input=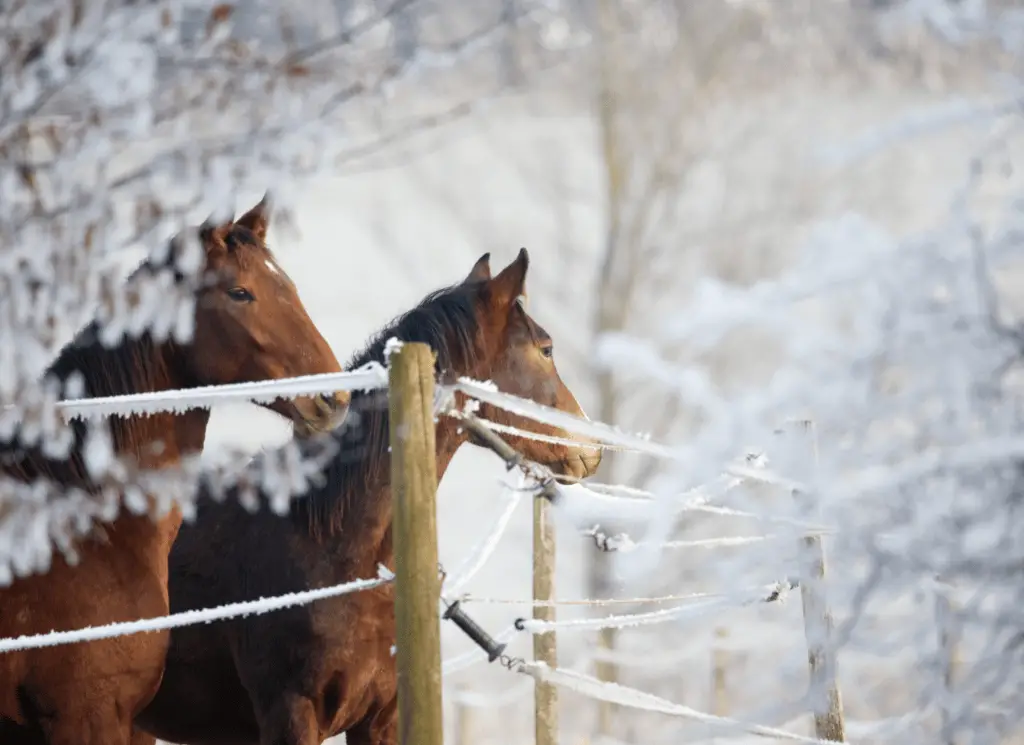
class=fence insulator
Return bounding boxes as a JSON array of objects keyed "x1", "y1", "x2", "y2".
[{"x1": 443, "y1": 600, "x2": 507, "y2": 662}]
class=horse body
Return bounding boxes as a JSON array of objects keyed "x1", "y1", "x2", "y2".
[
  {"x1": 137, "y1": 423, "x2": 464, "y2": 745},
  {"x1": 0, "y1": 198, "x2": 348, "y2": 745},
  {"x1": 0, "y1": 340, "x2": 210, "y2": 745},
  {"x1": 136, "y1": 249, "x2": 602, "y2": 745}
]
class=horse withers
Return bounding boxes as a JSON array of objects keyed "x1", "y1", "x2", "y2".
[
  {"x1": 0, "y1": 196, "x2": 349, "y2": 745},
  {"x1": 135, "y1": 248, "x2": 602, "y2": 745}
]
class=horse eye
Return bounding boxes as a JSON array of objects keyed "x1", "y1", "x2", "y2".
[
  {"x1": 540, "y1": 344, "x2": 554, "y2": 359},
  {"x1": 226, "y1": 287, "x2": 254, "y2": 303}
]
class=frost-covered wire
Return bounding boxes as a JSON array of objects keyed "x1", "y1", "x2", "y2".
[
  {"x1": 460, "y1": 588, "x2": 770, "y2": 607},
  {"x1": 442, "y1": 474, "x2": 526, "y2": 598},
  {"x1": 554, "y1": 476, "x2": 828, "y2": 532},
  {"x1": 446, "y1": 414, "x2": 661, "y2": 454},
  {"x1": 517, "y1": 580, "x2": 795, "y2": 634},
  {"x1": 56, "y1": 362, "x2": 389, "y2": 420},
  {"x1": 454, "y1": 377, "x2": 679, "y2": 459},
  {"x1": 516, "y1": 662, "x2": 848, "y2": 745},
  {"x1": 583, "y1": 529, "x2": 798, "y2": 554},
  {"x1": 575, "y1": 481, "x2": 660, "y2": 499},
  {"x1": 678, "y1": 503, "x2": 830, "y2": 531},
  {"x1": 553, "y1": 481, "x2": 717, "y2": 523},
  {"x1": 0, "y1": 566, "x2": 392, "y2": 653}
]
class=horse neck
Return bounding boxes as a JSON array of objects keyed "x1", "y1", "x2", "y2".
[
  {"x1": 53, "y1": 332, "x2": 211, "y2": 554},
  {"x1": 333, "y1": 412, "x2": 467, "y2": 573},
  {"x1": 320, "y1": 313, "x2": 489, "y2": 570}
]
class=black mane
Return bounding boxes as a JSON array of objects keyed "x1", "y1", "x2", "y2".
[
  {"x1": 47, "y1": 322, "x2": 187, "y2": 400},
  {"x1": 347, "y1": 284, "x2": 480, "y2": 377},
  {"x1": 0, "y1": 321, "x2": 190, "y2": 486},
  {"x1": 287, "y1": 280, "x2": 484, "y2": 540}
]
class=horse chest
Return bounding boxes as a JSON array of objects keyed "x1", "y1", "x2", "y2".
[
  {"x1": 319, "y1": 656, "x2": 393, "y2": 737},
  {"x1": 307, "y1": 592, "x2": 396, "y2": 736}
]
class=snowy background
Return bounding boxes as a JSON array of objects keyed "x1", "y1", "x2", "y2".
[{"x1": 5, "y1": 0, "x2": 1024, "y2": 743}]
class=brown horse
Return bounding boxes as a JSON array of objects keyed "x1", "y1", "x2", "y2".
[
  {"x1": 0, "y1": 197, "x2": 349, "y2": 745},
  {"x1": 134, "y1": 248, "x2": 601, "y2": 745}
]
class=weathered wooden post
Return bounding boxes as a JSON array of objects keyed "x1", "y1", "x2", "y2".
[
  {"x1": 533, "y1": 495, "x2": 558, "y2": 745},
  {"x1": 452, "y1": 688, "x2": 474, "y2": 745},
  {"x1": 711, "y1": 626, "x2": 730, "y2": 717},
  {"x1": 798, "y1": 529, "x2": 845, "y2": 741},
  {"x1": 787, "y1": 420, "x2": 846, "y2": 742},
  {"x1": 455, "y1": 413, "x2": 560, "y2": 745},
  {"x1": 390, "y1": 342, "x2": 444, "y2": 745},
  {"x1": 934, "y1": 577, "x2": 960, "y2": 745}
]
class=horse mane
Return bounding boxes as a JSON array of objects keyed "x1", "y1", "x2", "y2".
[
  {"x1": 49, "y1": 324, "x2": 188, "y2": 436},
  {"x1": 289, "y1": 280, "x2": 484, "y2": 541},
  {"x1": 0, "y1": 263, "x2": 193, "y2": 487},
  {"x1": 0, "y1": 228, "x2": 276, "y2": 488}
]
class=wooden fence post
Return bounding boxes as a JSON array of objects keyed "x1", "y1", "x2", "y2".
[
  {"x1": 798, "y1": 528, "x2": 846, "y2": 741},
  {"x1": 534, "y1": 495, "x2": 559, "y2": 745},
  {"x1": 453, "y1": 688, "x2": 473, "y2": 745},
  {"x1": 390, "y1": 342, "x2": 444, "y2": 745},
  {"x1": 592, "y1": 552, "x2": 619, "y2": 737},
  {"x1": 711, "y1": 626, "x2": 730, "y2": 717},
  {"x1": 934, "y1": 578, "x2": 960, "y2": 745},
  {"x1": 785, "y1": 421, "x2": 846, "y2": 742}
]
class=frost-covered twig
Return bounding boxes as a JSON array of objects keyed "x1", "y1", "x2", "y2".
[{"x1": 0, "y1": 429, "x2": 338, "y2": 583}]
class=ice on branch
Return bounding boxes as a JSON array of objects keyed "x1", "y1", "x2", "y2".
[{"x1": 0, "y1": 0, "x2": 581, "y2": 568}]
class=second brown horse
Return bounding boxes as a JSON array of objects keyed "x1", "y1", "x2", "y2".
[
  {"x1": 0, "y1": 197, "x2": 348, "y2": 745},
  {"x1": 135, "y1": 248, "x2": 601, "y2": 745}
]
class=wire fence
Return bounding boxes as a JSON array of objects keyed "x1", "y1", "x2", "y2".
[{"x1": 0, "y1": 358, "x2": 857, "y2": 743}]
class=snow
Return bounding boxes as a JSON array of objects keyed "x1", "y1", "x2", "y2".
[{"x1": 81, "y1": 422, "x2": 115, "y2": 479}]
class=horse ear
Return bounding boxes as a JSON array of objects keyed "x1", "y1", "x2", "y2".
[
  {"x1": 488, "y1": 248, "x2": 529, "y2": 307},
  {"x1": 464, "y1": 253, "x2": 492, "y2": 284},
  {"x1": 160, "y1": 222, "x2": 213, "y2": 280},
  {"x1": 197, "y1": 214, "x2": 227, "y2": 251},
  {"x1": 235, "y1": 192, "x2": 271, "y2": 242},
  {"x1": 197, "y1": 214, "x2": 229, "y2": 251}
]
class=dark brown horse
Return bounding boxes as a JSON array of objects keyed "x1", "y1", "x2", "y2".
[
  {"x1": 134, "y1": 249, "x2": 601, "y2": 745},
  {"x1": 0, "y1": 197, "x2": 349, "y2": 745}
]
